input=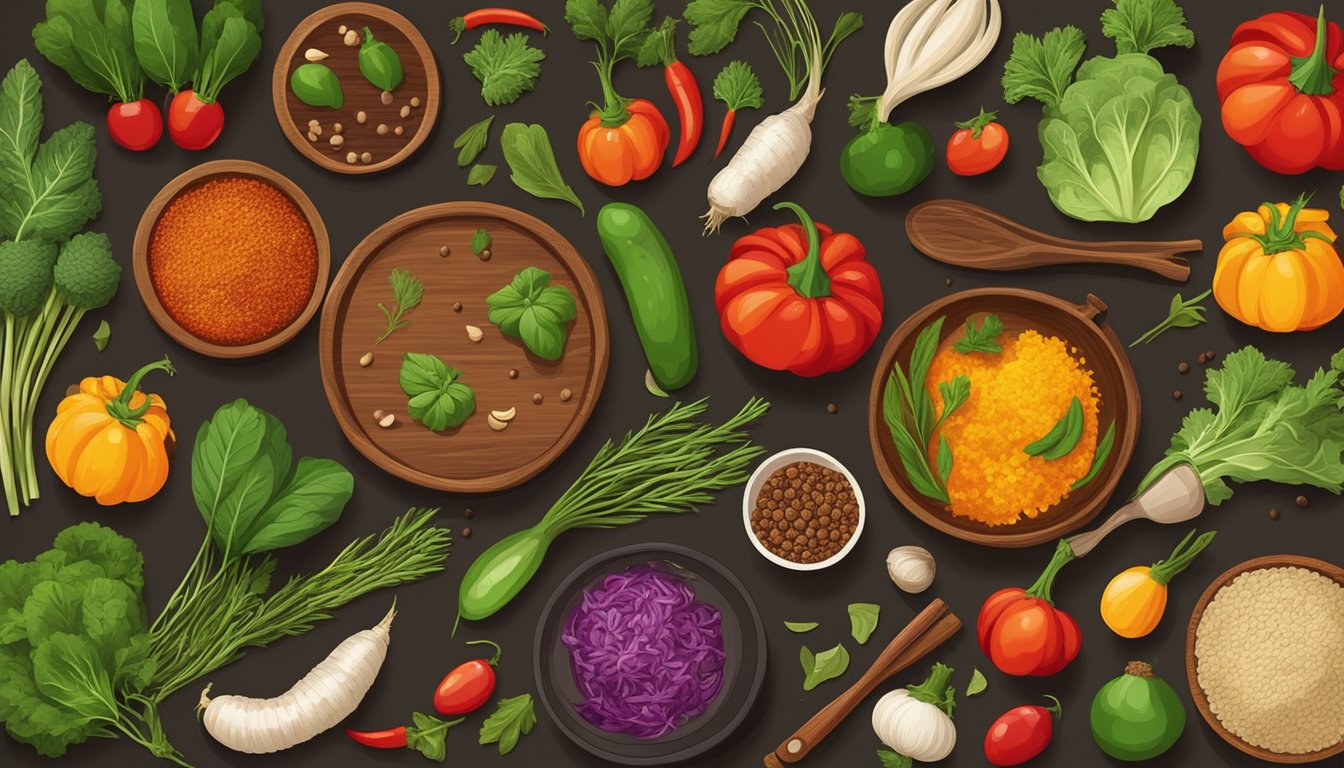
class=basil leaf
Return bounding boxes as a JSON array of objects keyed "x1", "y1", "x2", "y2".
[
  {"x1": 400, "y1": 353, "x2": 476, "y2": 431},
  {"x1": 965, "y1": 667, "x2": 988, "y2": 697},
  {"x1": 237, "y1": 458, "x2": 353, "y2": 555},
  {"x1": 848, "y1": 603, "x2": 880, "y2": 645},
  {"x1": 467, "y1": 163, "x2": 497, "y2": 185},
  {"x1": 501, "y1": 122, "x2": 584, "y2": 214},
  {"x1": 784, "y1": 621, "x2": 818, "y2": 633},
  {"x1": 803, "y1": 643, "x2": 849, "y2": 691},
  {"x1": 486, "y1": 267, "x2": 577, "y2": 361},
  {"x1": 133, "y1": 0, "x2": 199, "y2": 92}
]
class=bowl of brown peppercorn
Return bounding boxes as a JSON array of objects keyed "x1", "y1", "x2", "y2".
[{"x1": 743, "y1": 448, "x2": 866, "y2": 571}]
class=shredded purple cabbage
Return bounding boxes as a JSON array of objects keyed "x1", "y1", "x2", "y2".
[{"x1": 561, "y1": 565, "x2": 726, "y2": 739}]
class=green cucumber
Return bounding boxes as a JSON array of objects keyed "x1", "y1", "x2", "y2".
[{"x1": 596, "y1": 203, "x2": 698, "y2": 390}]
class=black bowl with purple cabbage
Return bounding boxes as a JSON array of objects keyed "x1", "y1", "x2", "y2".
[{"x1": 534, "y1": 544, "x2": 767, "y2": 765}]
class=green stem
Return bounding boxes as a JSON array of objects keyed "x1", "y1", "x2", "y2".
[
  {"x1": 1041, "y1": 694, "x2": 1063, "y2": 720},
  {"x1": 0, "y1": 314, "x2": 18, "y2": 516},
  {"x1": 593, "y1": 58, "x2": 630, "y2": 128},
  {"x1": 1289, "y1": 6, "x2": 1338, "y2": 96},
  {"x1": 466, "y1": 639, "x2": 503, "y2": 665},
  {"x1": 1024, "y1": 540, "x2": 1076, "y2": 603},
  {"x1": 906, "y1": 662, "x2": 956, "y2": 716},
  {"x1": 1255, "y1": 192, "x2": 1333, "y2": 254},
  {"x1": 777, "y1": 202, "x2": 831, "y2": 298},
  {"x1": 1147, "y1": 529, "x2": 1216, "y2": 586},
  {"x1": 955, "y1": 107, "x2": 998, "y2": 139},
  {"x1": 105, "y1": 357, "x2": 175, "y2": 426}
]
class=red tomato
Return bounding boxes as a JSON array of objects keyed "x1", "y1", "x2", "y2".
[
  {"x1": 946, "y1": 108, "x2": 1008, "y2": 176},
  {"x1": 1217, "y1": 7, "x2": 1344, "y2": 173},
  {"x1": 977, "y1": 542, "x2": 1081, "y2": 677},
  {"x1": 577, "y1": 98, "x2": 671, "y2": 186},
  {"x1": 714, "y1": 202, "x2": 884, "y2": 377},
  {"x1": 433, "y1": 640, "x2": 500, "y2": 715},
  {"x1": 106, "y1": 99, "x2": 162, "y2": 151},
  {"x1": 167, "y1": 90, "x2": 225, "y2": 151},
  {"x1": 984, "y1": 696, "x2": 1062, "y2": 766}
]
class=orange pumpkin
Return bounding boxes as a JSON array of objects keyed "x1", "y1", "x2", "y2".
[
  {"x1": 1213, "y1": 194, "x2": 1344, "y2": 331},
  {"x1": 46, "y1": 357, "x2": 175, "y2": 505},
  {"x1": 577, "y1": 98, "x2": 670, "y2": 186}
]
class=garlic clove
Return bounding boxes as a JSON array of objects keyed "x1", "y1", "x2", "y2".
[
  {"x1": 465, "y1": 325, "x2": 484, "y2": 343},
  {"x1": 487, "y1": 414, "x2": 508, "y2": 431},
  {"x1": 490, "y1": 407, "x2": 516, "y2": 423},
  {"x1": 886, "y1": 546, "x2": 936, "y2": 594},
  {"x1": 304, "y1": 48, "x2": 329, "y2": 62}
]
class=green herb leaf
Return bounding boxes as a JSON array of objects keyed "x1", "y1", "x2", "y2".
[
  {"x1": 464, "y1": 30, "x2": 545, "y2": 106},
  {"x1": 486, "y1": 266, "x2": 578, "y2": 361},
  {"x1": 966, "y1": 667, "x2": 988, "y2": 697},
  {"x1": 501, "y1": 123, "x2": 585, "y2": 214},
  {"x1": 637, "y1": 17, "x2": 679, "y2": 68},
  {"x1": 1130, "y1": 289, "x2": 1210, "y2": 347},
  {"x1": 953, "y1": 314, "x2": 1004, "y2": 354},
  {"x1": 799, "y1": 644, "x2": 815, "y2": 676},
  {"x1": 92, "y1": 319, "x2": 110, "y2": 351},
  {"x1": 847, "y1": 94, "x2": 878, "y2": 129},
  {"x1": 882, "y1": 318, "x2": 955, "y2": 503},
  {"x1": 1001, "y1": 27, "x2": 1086, "y2": 109},
  {"x1": 406, "y1": 712, "x2": 464, "y2": 761},
  {"x1": 645, "y1": 368, "x2": 669, "y2": 398},
  {"x1": 33, "y1": 0, "x2": 143, "y2": 104},
  {"x1": 803, "y1": 643, "x2": 849, "y2": 690},
  {"x1": 847, "y1": 603, "x2": 880, "y2": 645},
  {"x1": 194, "y1": 3, "x2": 262, "y2": 103},
  {"x1": 454, "y1": 115, "x2": 495, "y2": 167},
  {"x1": 936, "y1": 434, "x2": 953, "y2": 486},
  {"x1": 471, "y1": 228, "x2": 492, "y2": 255},
  {"x1": 1072, "y1": 419, "x2": 1116, "y2": 490},
  {"x1": 467, "y1": 164, "x2": 497, "y2": 185},
  {"x1": 934, "y1": 375, "x2": 970, "y2": 431},
  {"x1": 1101, "y1": 0, "x2": 1194, "y2": 55},
  {"x1": 236, "y1": 458, "x2": 354, "y2": 556},
  {"x1": 132, "y1": 0, "x2": 199, "y2": 92},
  {"x1": 685, "y1": 0, "x2": 754, "y2": 56},
  {"x1": 376, "y1": 268, "x2": 423, "y2": 344},
  {"x1": 784, "y1": 621, "x2": 818, "y2": 633},
  {"x1": 877, "y1": 750, "x2": 914, "y2": 768},
  {"x1": 400, "y1": 353, "x2": 476, "y2": 431},
  {"x1": 712, "y1": 60, "x2": 763, "y2": 111},
  {"x1": 478, "y1": 693, "x2": 536, "y2": 755}
]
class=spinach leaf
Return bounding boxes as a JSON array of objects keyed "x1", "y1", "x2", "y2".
[
  {"x1": 237, "y1": 458, "x2": 353, "y2": 556},
  {"x1": 400, "y1": 353, "x2": 476, "y2": 431},
  {"x1": 478, "y1": 693, "x2": 536, "y2": 755},
  {"x1": 847, "y1": 603, "x2": 880, "y2": 644},
  {"x1": 486, "y1": 267, "x2": 578, "y2": 361},
  {"x1": 132, "y1": 0, "x2": 198, "y2": 92},
  {"x1": 501, "y1": 122, "x2": 585, "y2": 214},
  {"x1": 803, "y1": 643, "x2": 849, "y2": 691},
  {"x1": 33, "y1": 0, "x2": 144, "y2": 104},
  {"x1": 195, "y1": 0, "x2": 262, "y2": 102}
]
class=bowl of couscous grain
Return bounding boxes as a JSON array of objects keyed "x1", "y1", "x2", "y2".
[{"x1": 867, "y1": 288, "x2": 1140, "y2": 548}]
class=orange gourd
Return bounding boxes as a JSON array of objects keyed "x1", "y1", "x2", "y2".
[
  {"x1": 1099, "y1": 530, "x2": 1216, "y2": 639},
  {"x1": 45, "y1": 357, "x2": 175, "y2": 505},
  {"x1": 1212, "y1": 194, "x2": 1344, "y2": 331},
  {"x1": 577, "y1": 98, "x2": 670, "y2": 186}
]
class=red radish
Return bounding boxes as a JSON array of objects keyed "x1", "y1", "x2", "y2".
[
  {"x1": 433, "y1": 640, "x2": 501, "y2": 715},
  {"x1": 711, "y1": 61, "x2": 763, "y2": 160},
  {"x1": 106, "y1": 99, "x2": 164, "y2": 152},
  {"x1": 984, "y1": 696, "x2": 1062, "y2": 766},
  {"x1": 168, "y1": 91, "x2": 225, "y2": 151}
]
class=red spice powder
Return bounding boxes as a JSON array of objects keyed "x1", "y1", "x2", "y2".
[{"x1": 149, "y1": 178, "x2": 317, "y2": 346}]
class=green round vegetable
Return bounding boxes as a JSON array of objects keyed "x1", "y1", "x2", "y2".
[
  {"x1": 1090, "y1": 661, "x2": 1186, "y2": 761},
  {"x1": 290, "y1": 63, "x2": 343, "y2": 109},
  {"x1": 358, "y1": 27, "x2": 403, "y2": 92},
  {"x1": 457, "y1": 527, "x2": 552, "y2": 622},
  {"x1": 0, "y1": 240, "x2": 57, "y2": 316},
  {"x1": 54, "y1": 233, "x2": 120, "y2": 310},
  {"x1": 840, "y1": 121, "x2": 934, "y2": 197}
]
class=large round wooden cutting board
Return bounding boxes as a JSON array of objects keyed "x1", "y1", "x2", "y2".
[{"x1": 320, "y1": 202, "x2": 608, "y2": 493}]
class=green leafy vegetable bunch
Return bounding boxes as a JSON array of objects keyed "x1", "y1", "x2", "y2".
[{"x1": 487, "y1": 266, "x2": 579, "y2": 361}]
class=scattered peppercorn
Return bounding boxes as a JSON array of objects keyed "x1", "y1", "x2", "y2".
[
  {"x1": 559, "y1": 387, "x2": 573, "y2": 402},
  {"x1": 480, "y1": 248, "x2": 492, "y2": 261},
  {"x1": 945, "y1": 277, "x2": 953, "y2": 286},
  {"x1": 1206, "y1": 350, "x2": 1216, "y2": 361},
  {"x1": 464, "y1": 508, "x2": 474, "y2": 519},
  {"x1": 826, "y1": 403, "x2": 838, "y2": 414},
  {"x1": 1197, "y1": 353, "x2": 1208, "y2": 365},
  {"x1": 1173, "y1": 389, "x2": 1182, "y2": 400},
  {"x1": 452, "y1": 301, "x2": 463, "y2": 313},
  {"x1": 439, "y1": 245, "x2": 450, "y2": 257},
  {"x1": 749, "y1": 461, "x2": 859, "y2": 565},
  {"x1": 461, "y1": 527, "x2": 472, "y2": 538},
  {"x1": 532, "y1": 393, "x2": 543, "y2": 405},
  {"x1": 1296, "y1": 495, "x2": 1309, "y2": 508},
  {"x1": 1178, "y1": 361, "x2": 1190, "y2": 374},
  {"x1": 508, "y1": 369, "x2": 519, "y2": 379},
  {"x1": 1269, "y1": 508, "x2": 1280, "y2": 521}
]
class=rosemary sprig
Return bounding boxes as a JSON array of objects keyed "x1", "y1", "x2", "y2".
[{"x1": 1130, "y1": 289, "x2": 1211, "y2": 347}]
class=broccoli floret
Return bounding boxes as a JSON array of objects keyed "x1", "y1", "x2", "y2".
[
  {"x1": 0, "y1": 239, "x2": 57, "y2": 316},
  {"x1": 54, "y1": 232, "x2": 120, "y2": 310}
]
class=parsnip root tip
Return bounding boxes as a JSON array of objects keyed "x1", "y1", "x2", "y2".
[
  {"x1": 377, "y1": 601, "x2": 397, "y2": 633},
  {"x1": 198, "y1": 684, "x2": 213, "y2": 712},
  {"x1": 702, "y1": 207, "x2": 731, "y2": 236}
]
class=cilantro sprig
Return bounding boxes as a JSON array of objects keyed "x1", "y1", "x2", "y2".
[{"x1": 464, "y1": 30, "x2": 545, "y2": 106}]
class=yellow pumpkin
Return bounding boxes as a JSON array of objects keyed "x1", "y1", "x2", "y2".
[
  {"x1": 1213, "y1": 195, "x2": 1344, "y2": 332},
  {"x1": 45, "y1": 357, "x2": 175, "y2": 505}
]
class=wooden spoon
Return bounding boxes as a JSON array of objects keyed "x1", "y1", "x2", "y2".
[
  {"x1": 763, "y1": 599, "x2": 961, "y2": 766},
  {"x1": 906, "y1": 199, "x2": 1200, "y2": 281}
]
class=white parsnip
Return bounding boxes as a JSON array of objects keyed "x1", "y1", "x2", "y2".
[{"x1": 199, "y1": 604, "x2": 396, "y2": 754}]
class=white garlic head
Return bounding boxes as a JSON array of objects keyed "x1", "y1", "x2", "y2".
[{"x1": 887, "y1": 546, "x2": 935, "y2": 593}]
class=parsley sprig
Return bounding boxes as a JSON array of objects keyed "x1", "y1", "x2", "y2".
[{"x1": 1130, "y1": 289, "x2": 1210, "y2": 347}]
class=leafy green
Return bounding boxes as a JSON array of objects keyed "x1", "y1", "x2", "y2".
[
  {"x1": 966, "y1": 667, "x2": 988, "y2": 696},
  {"x1": 454, "y1": 116, "x2": 495, "y2": 167},
  {"x1": 953, "y1": 314, "x2": 1004, "y2": 354},
  {"x1": 784, "y1": 620, "x2": 818, "y2": 633},
  {"x1": 406, "y1": 712, "x2": 464, "y2": 761},
  {"x1": 1136, "y1": 346, "x2": 1344, "y2": 505},
  {"x1": 91, "y1": 319, "x2": 110, "y2": 351},
  {"x1": 802, "y1": 643, "x2": 849, "y2": 690},
  {"x1": 400, "y1": 353, "x2": 476, "y2": 431},
  {"x1": 1131, "y1": 289, "x2": 1210, "y2": 346},
  {"x1": 848, "y1": 603, "x2": 879, "y2": 644},
  {"x1": 132, "y1": 0, "x2": 199, "y2": 92},
  {"x1": 471, "y1": 228, "x2": 492, "y2": 255},
  {"x1": 376, "y1": 267, "x2": 423, "y2": 344},
  {"x1": 878, "y1": 750, "x2": 913, "y2": 768},
  {"x1": 1073, "y1": 419, "x2": 1116, "y2": 490},
  {"x1": 636, "y1": 17, "x2": 680, "y2": 68},
  {"x1": 467, "y1": 164, "x2": 497, "y2": 186},
  {"x1": 190, "y1": 400, "x2": 354, "y2": 561},
  {"x1": 882, "y1": 317, "x2": 970, "y2": 503},
  {"x1": 501, "y1": 123, "x2": 585, "y2": 214},
  {"x1": 478, "y1": 693, "x2": 536, "y2": 755},
  {"x1": 713, "y1": 60, "x2": 763, "y2": 111},
  {"x1": 32, "y1": 0, "x2": 145, "y2": 103},
  {"x1": 194, "y1": 0, "x2": 263, "y2": 103},
  {"x1": 465, "y1": 30, "x2": 545, "y2": 106},
  {"x1": 486, "y1": 266, "x2": 578, "y2": 361},
  {"x1": 1002, "y1": 2, "x2": 1198, "y2": 223}
]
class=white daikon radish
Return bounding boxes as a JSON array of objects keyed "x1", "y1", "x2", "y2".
[{"x1": 199, "y1": 604, "x2": 395, "y2": 754}]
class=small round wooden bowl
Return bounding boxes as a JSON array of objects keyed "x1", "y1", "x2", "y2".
[
  {"x1": 133, "y1": 159, "x2": 330, "y2": 359},
  {"x1": 1185, "y1": 555, "x2": 1344, "y2": 764},
  {"x1": 866, "y1": 288, "x2": 1140, "y2": 548},
  {"x1": 272, "y1": 3, "x2": 439, "y2": 174}
]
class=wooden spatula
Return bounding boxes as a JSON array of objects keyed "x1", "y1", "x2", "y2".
[{"x1": 906, "y1": 199, "x2": 1200, "y2": 281}]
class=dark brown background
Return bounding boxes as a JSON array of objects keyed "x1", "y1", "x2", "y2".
[{"x1": 4, "y1": 1, "x2": 1341, "y2": 766}]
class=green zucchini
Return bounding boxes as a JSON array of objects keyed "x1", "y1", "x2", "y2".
[{"x1": 596, "y1": 203, "x2": 698, "y2": 389}]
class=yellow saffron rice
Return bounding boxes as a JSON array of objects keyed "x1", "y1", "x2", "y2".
[{"x1": 927, "y1": 329, "x2": 1100, "y2": 526}]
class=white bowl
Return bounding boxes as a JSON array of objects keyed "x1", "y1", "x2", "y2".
[{"x1": 742, "y1": 448, "x2": 866, "y2": 571}]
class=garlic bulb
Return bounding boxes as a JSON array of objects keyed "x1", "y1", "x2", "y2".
[
  {"x1": 887, "y1": 546, "x2": 936, "y2": 593},
  {"x1": 872, "y1": 662, "x2": 958, "y2": 762}
]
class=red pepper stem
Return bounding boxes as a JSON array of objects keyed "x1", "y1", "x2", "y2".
[
  {"x1": 777, "y1": 202, "x2": 832, "y2": 299},
  {"x1": 106, "y1": 356, "x2": 175, "y2": 427},
  {"x1": 1042, "y1": 694, "x2": 1063, "y2": 720},
  {"x1": 1288, "y1": 6, "x2": 1338, "y2": 96},
  {"x1": 1024, "y1": 539, "x2": 1076, "y2": 604},
  {"x1": 465, "y1": 638, "x2": 503, "y2": 666}
]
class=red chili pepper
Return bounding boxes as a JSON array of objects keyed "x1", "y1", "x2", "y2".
[
  {"x1": 433, "y1": 640, "x2": 501, "y2": 715},
  {"x1": 451, "y1": 9, "x2": 548, "y2": 44},
  {"x1": 346, "y1": 726, "x2": 407, "y2": 749},
  {"x1": 984, "y1": 696, "x2": 1062, "y2": 766},
  {"x1": 642, "y1": 20, "x2": 703, "y2": 166}
]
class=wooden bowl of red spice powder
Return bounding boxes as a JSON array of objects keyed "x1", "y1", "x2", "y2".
[{"x1": 133, "y1": 160, "x2": 330, "y2": 359}]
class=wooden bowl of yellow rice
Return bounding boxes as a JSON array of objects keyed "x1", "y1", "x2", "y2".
[{"x1": 867, "y1": 288, "x2": 1139, "y2": 548}]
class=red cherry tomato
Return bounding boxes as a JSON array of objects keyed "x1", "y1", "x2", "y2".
[
  {"x1": 946, "y1": 107, "x2": 1009, "y2": 176},
  {"x1": 433, "y1": 640, "x2": 501, "y2": 715},
  {"x1": 168, "y1": 90, "x2": 225, "y2": 151},
  {"x1": 984, "y1": 696, "x2": 1062, "y2": 766},
  {"x1": 106, "y1": 99, "x2": 162, "y2": 151},
  {"x1": 977, "y1": 542, "x2": 1081, "y2": 677}
]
